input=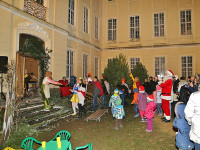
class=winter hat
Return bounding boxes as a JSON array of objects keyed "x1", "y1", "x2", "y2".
[
  {"x1": 88, "y1": 73, "x2": 92, "y2": 77},
  {"x1": 114, "y1": 88, "x2": 119, "y2": 93},
  {"x1": 166, "y1": 70, "x2": 174, "y2": 77},
  {"x1": 139, "y1": 86, "x2": 145, "y2": 93},
  {"x1": 114, "y1": 88, "x2": 119, "y2": 96},
  {"x1": 122, "y1": 78, "x2": 125, "y2": 84},
  {"x1": 147, "y1": 94, "x2": 154, "y2": 102}
]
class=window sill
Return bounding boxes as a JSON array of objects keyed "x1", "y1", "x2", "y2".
[
  {"x1": 129, "y1": 38, "x2": 140, "y2": 42},
  {"x1": 107, "y1": 40, "x2": 117, "y2": 43}
]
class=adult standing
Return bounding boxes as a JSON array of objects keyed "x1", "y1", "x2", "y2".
[
  {"x1": 41, "y1": 71, "x2": 61, "y2": 111},
  {"x1": 100, "y1": 78, "x2": 110, "y2": 108},
  {"x1": 58, "y1": 76, "x2": 71, "y2": 98},
  {"x1": 91, "y1": 76, "x2": 103, "y2": 112},
  {"x1": 185, "y1": 91, "x2": 200, "y2": 150},
  {"x1": 188, "y1": 75, "x2": 198, "y2": 93},
  {"x1": 158, "y1": 70, "x2": 173, "y2": 123},
  {"x1": 149, "y1": 76, "x2": 157, "y2": 92}
]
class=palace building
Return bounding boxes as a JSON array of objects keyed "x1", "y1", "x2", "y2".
[{"x1": 0, "y1": 0, "x2": 200, "y2": 95}]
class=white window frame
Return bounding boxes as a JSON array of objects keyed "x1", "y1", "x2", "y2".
[
  {"x1": 181, "y1": 56, "x2": 193, "y2": 77},
  {"x1": 83, "y1": 54, "x2": 88, "y2": 79},
  {"x1": 130, "y1": 58, "x2": 140, "y2": 72},
  {"x1": 154, "y1": 12, "x2": 165, "y2": 37},
  {"x1": 66, "y1": 50, "x2": 74, "y2": 78},
  {"x1": 130, "y1": 16, "x2": 140, "y2": 39},
  {"x1": 84, "y1": 6, "x2": 88, "y2": 33},
  {"x1": 95, "y1": 16, "x2": 98, "y2": 39},
  {"x1": 95, "y1": 57, "x2": 98, "y2": 77},
  {"x1": 180, "y1": 10, "x2": 192, "y2": 35},
  {"x1": 68, "y1": 0, "x2": 75, "y2": 25},
  {"x1": 155, "y1": 57, "x2": 165, "y2": 76},
  {"x1": 108, "y1": 18, "x2": 117, "y2": 41}
]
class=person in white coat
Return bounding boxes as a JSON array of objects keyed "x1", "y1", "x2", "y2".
[{"x1": 184, "y1": 91, "x2": 200, "y2": 150}]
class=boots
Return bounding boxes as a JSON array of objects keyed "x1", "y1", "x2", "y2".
[{"x1": 79, "y1": 111, "x2": 82, "y2": 119}]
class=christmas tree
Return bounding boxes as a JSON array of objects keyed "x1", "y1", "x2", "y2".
[
  {"x1": 103, "y1": 54, "x2": 131, "y2": 92},
  {"x1": 131, "y1": 62, "x2": 149, "y2": 84}
]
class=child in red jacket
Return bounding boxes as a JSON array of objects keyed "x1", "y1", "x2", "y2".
[{"x1": 145, "y1": 94, "x2": 157, "y2": 132}]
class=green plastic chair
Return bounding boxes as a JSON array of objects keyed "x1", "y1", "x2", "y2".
[
  {"x1": 21, "y1": 137, "x2": 41, "y2": 150},
  {"x1": 51, "y1": 130, "x2": 71, "y2": 141},
  {"x1": 75, "y1": 142, "x2": 92, "y2": 150}
]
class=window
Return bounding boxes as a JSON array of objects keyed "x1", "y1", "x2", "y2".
[
  {"x1": 95, "y1": 17, "x2": 98, "y2": 39},
  {"x1": 155, "y1": 57, "x2": 165, "y2": 76},
  {"x1": 84, "y1": 7, "x2": 88, "y2": 33},
  {"x1": 154, "y1": 13, "x2": 164, "y2": 37},
  {"x1": 181, "y1": 56, "x2": 193, "y2": 77},
  {"x1": 130, "y1": 58, "x2": 140, "y2": 72},
  {"x1": 180, "y1": 10, "x2": 192, "y2": 35},
  {"x1": 95, "y1": 58, "x2": 98, "y2": 77},
  {"x1": 35, "y1": 0, "x2": 43, "y2": 5},
  {"x1": 68, "y1": 0, "x2": 75, "y2": 25},
  {"x1": 108, "y1": 19, "x2": 117, "y2": 40},
  {"x1": 130, "y1": 16, "x2": 140, "y2": 39},
  {"x1": 66, "y1": 50, "x2": 74, "y2": 78},
  {"x1": 83, "y1": 54, "x2": 88, "y2": 78}
]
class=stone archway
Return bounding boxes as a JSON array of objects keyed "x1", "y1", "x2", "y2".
[
  {"x1": 15, "y1": 22, "x2": 51, "y2": 97},
  {"x1": 16, "y1": 34, "x2": 45, "y2": 97}
]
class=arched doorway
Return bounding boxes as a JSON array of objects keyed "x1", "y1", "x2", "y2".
[{"x1": 16, "y1": 34, "x2": 48, "y2": 98}]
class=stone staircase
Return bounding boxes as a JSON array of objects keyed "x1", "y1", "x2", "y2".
[{"x1": 16, "y1": 94, "x2": 94, "y2": 131}]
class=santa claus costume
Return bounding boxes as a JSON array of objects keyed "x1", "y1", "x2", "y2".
[{"x1": 158, "y1": 70, "x2": 173, "y2": 122}]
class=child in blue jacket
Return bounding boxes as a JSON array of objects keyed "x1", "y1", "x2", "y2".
[{"x1": 173, "y1": 86, "x2": 194, "y2": 150}]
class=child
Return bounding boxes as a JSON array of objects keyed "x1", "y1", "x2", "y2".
[
  {"x1": 70, "y1": 81, "x2": 79, "y2": 115},
  {"x1": 173, "y1": 85, "x2": 194, "y2": 150},
  {"x1": 131, "y1": 89, "x2": 139, "y2": 117},
  {"x1": 77, "y1": 78, "x2": 86, "y2": 118},
  {"x1": 156, "y1": 85, "x2": 162, "y2": 116},
  {"x1": 109, "y1": 89, "x2": 125, "y2": 130},
  {"x1": 144, "y1": 94, "x2": 156, "y2": 132},
  {"x1": 137, "y1": 86, "x2": 148, "y2": 122}
]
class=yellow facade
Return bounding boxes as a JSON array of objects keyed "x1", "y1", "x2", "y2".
[
  {"x1": 0, "y1": 0, "x2": 102, "y2": 85},
  {"x1": 0, "y1": 0, "x2": 200, "y2": 94},
  {"x1": 101, "y1": 0, "x2": 200, "y2": 77}
]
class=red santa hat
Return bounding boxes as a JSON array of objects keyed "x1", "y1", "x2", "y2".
[
  {"x1": 166, "y1": 70, "x2": 174, "y2": 77},
  {"x1": 139, "y1": 86, "x2": 144, "y2": 91},
  {"x1": 147, "y1": 94, "x2": 154, "y2": 101}
]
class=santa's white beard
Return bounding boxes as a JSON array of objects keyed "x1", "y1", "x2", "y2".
[{"x1": 163, "y1": 75, "x2": 172, "y2": 82}]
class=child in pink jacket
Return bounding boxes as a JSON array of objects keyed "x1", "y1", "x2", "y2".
[{"x1": 145, "y1": 94, "x2": 157, "y2": 132}]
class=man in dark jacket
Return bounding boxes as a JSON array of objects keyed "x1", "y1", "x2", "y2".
[{"x1": 100, "y1": 78, "x2": 110, "y2": 108}]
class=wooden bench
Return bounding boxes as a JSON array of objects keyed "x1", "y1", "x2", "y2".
[{"x1": 85, "y1": 109, "x2": 108, "y2": 122}]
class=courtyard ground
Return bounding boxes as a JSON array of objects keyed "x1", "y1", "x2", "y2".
[
  {"x1": 1, "y1": 90, "x2": 177, "y2": 149},
  {"x1": 34, "y1": 104, "x2": 176, "y2": 150}
]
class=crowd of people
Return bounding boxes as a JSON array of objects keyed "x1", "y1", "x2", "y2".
[{"x1": 40, "y1": 70, "x2": 200, "y2": 150}]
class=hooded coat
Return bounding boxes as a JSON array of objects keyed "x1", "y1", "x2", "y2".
[{"x1": 173, "y1": 102, "x2": 194, "y2": 150}]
